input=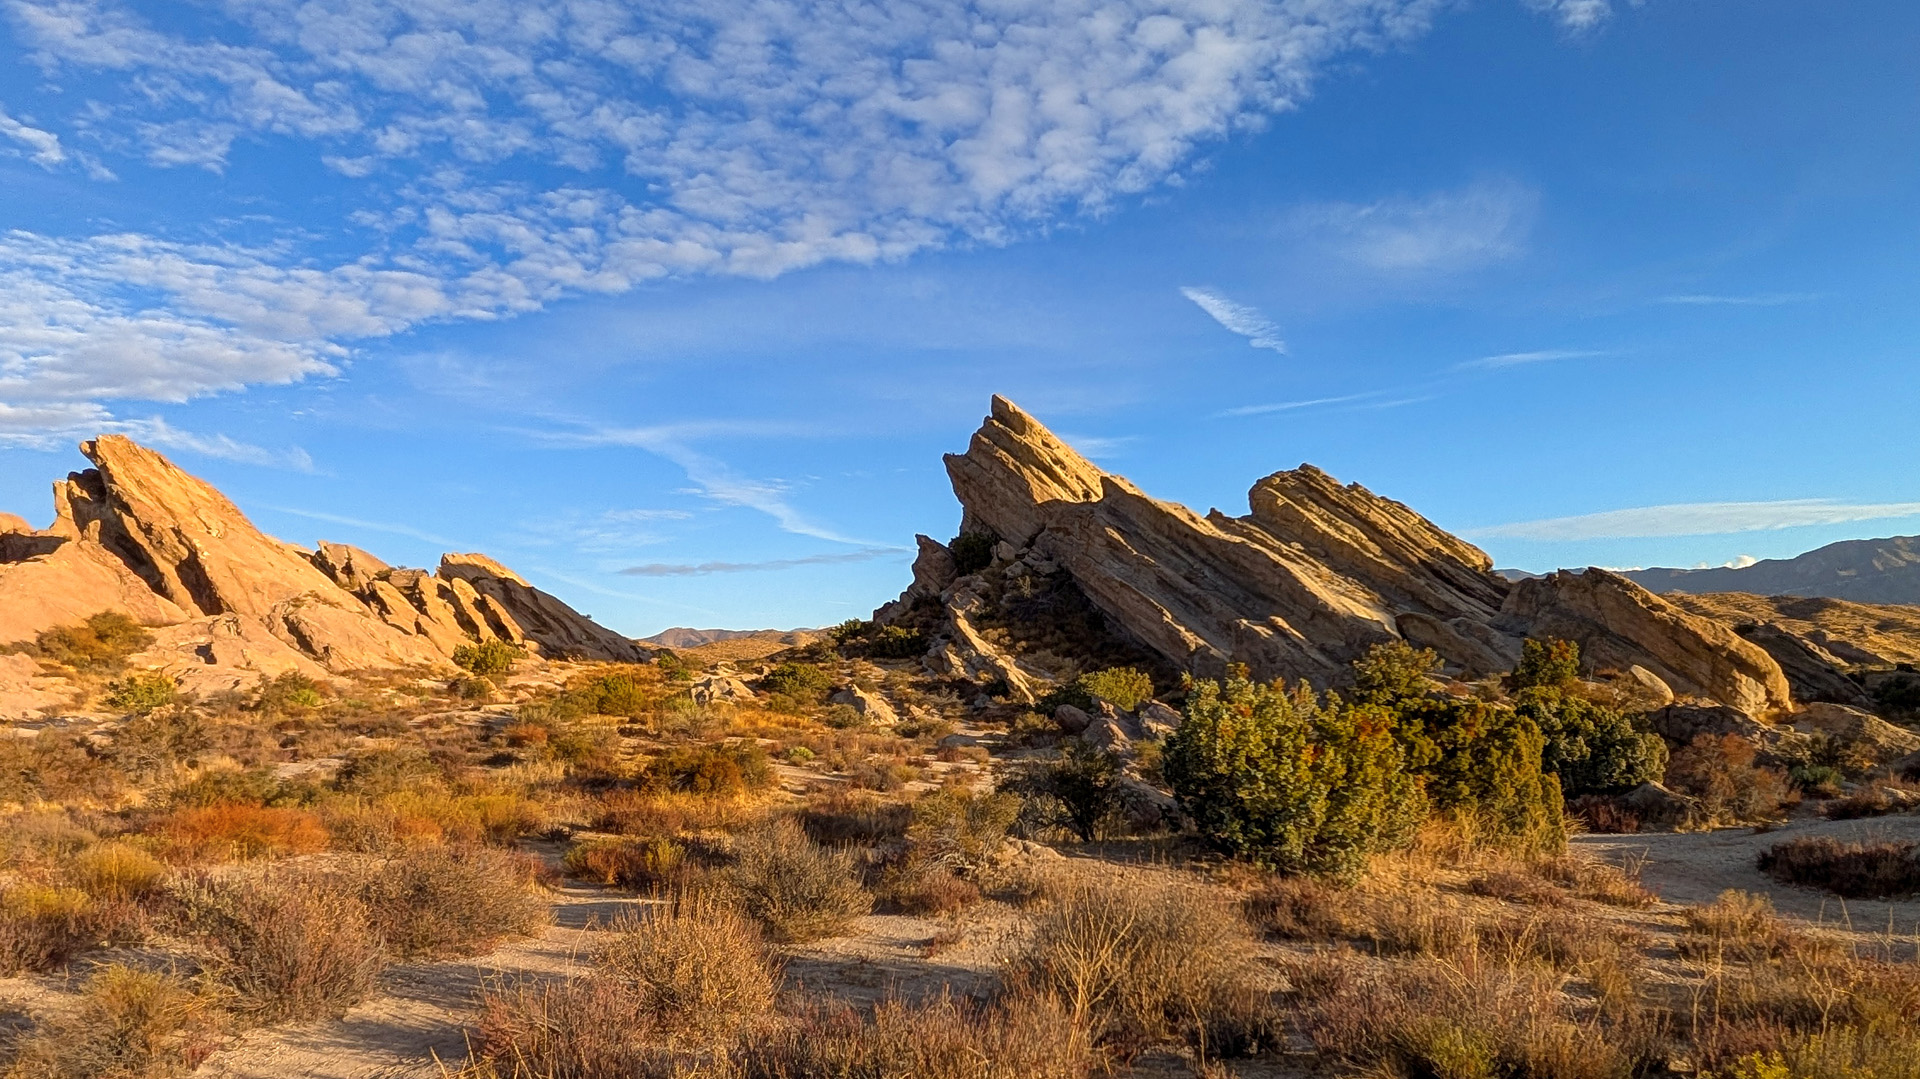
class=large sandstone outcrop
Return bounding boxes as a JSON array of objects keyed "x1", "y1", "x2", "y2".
[
  {"x1": 1, "y1": 437, "x2": 649, "y2": 717},
  {"x1": 901, "y1": 396, "x2": 1797, "y2": 717}
]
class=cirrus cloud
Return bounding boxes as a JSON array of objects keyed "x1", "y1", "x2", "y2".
[{"x1": 1470, "y1": 498, "x2": 1920, "y2": 541}]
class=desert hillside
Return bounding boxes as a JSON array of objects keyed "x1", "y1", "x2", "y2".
[{"x1": 3, "y1": 400, "x2": 1920, "y2": 1078}]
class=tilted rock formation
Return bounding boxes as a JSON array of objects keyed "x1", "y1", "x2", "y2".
[
  {"x1": 1, "y1": 437, "x2": 648, "y2": 717},
  {"x1": 899, "y1": 395, "x2": 1797, "y2": 717},
  {"x1": 1496, "y1": 570, "x2": 1793, "y2": 718}
]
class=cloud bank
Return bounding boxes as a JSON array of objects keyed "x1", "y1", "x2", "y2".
[
  {"x1": 0, "y1": 0, "x2": 1615, "y2": 440},
  {"x1": 1471, "y1": 498, "x2": 1920, "y2": 541}
]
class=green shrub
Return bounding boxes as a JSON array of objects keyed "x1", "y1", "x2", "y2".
[
  {"x1": 1353, "y1": 642, "x2": 1568, "y2": 853},
  {"x1": 654, "y1": 650, "x2": 693, "y2": 682},
  {"x1": 1078, "y1": 667, "x2": 1154, "y2": 711},
  {"x1": 761, "y1": 662, "x2": 832, "y2": 703},
  {"x1": 575, "y1": 670, "x2": 651, "y2": 716},
  {"x1": 102, "y1": 671, "x2": 178, "y2": 714},
  {"x1": 334, "y1": 746, "x2": 443, "y2": 797},
  {"x1": 1510, "y1": 639, "x2": 1666, "y2": 797},
  {"x1": 1164, "y1": 674, "x2": 1425, "y2": 879},
  {"x1": 869, "y1": 624, "x2": 928, "y2": 659},
  {"x1": 641, "y1": 742, "x2": 772, "y2": 797},
  {"x1": 29, "y1": 612, "x2": 153, "y2": 673},
  {"x1": 1004, "y1": 742, "x2": 1128, "y2": 843},
  {"x1": 948, "y1": 531, "x2": 998, "y2": 576},
  {"x1": 452, "y1": 638, "x2": 523, "y2": 677},
  {"x1": 251, "y1": 671, "x2": 324, "y2": 715}
]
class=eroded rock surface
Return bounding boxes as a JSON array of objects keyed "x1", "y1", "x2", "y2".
[
  {"x1": 906, "y1": 396, "x2": 1797, "y2": 716},
  {"x1": 0, "y1": 437, "x2": 648, "y2": 718}
]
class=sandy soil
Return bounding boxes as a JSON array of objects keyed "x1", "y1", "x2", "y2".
[{"x1": 1574, "y1": 811, "x2": 1920, "y2": 934}]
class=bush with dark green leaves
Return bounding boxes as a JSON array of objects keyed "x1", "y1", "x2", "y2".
[
  {"x1": 827, "y1": 620, "x2": 927, "y2": 659},
  {"x1": 761, "y1": 662, "x2": 833, "y2": 703},
  {"x1": 1509, "y1": 639, "x2": 1666, "y2": 797},
  {"x1": 1163, "y1": 674, "x2": 1425, "y2": 879},
  {"x1": 1002, "y1": 741, "x2": 1128, "y2": 843},
  {"x1": 251, "y1": 671, "x2": 324, "y2": 716},
  {"x1": 948, "y1": 531, "x2": 998, "y2": 576},
  {"x1": 1351, "y1": 643, "x2": 1566, "y2": 853},
  {"x1": 452, "y1": 638, "x2": 522, "y2": 677}
]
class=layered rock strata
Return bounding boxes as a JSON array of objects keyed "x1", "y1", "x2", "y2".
[
  {"x1": 1, "y1": 437, "x2": 647, "y2": 716},
  {"x1": 896, "y1": 396, "x2": 1796, "y2": 718}
]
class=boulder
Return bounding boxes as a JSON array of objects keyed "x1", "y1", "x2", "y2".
[
  {"x1": 690, "y1": 671, "x2": 755, "y2": 707},
  {"x1": 1786, "y1": 702, "x2": 1920, "y2": 763},
  {"x1": 1621, "y1": 665, "x2": 1676, "y2": 709},
  {"x1": 828, "y1": 685, "x2": 899, "y2": 725},
  {"x1": 1081, "y1": 715, "x2": 1133, "y2": 756},
  {"x1": 1497, "y1": 569, "x2": 1793, "y2": 719},
  {"x1": 1736, "y1": 622, "x2": 1873, "y2": 708},
  {"x1": 1619, "y1": 781, "x2": 1699, "y2": 830},
  {"x1": 1052, "y1": 704, "x2": 1093, "y2": 734},
  {"x1": 0, "y1": 653, "x2": 75, "y2": 720},
  {"x1": 1646, "y1": 701, "x2": 1778, "y2": 745},
  {"x1": 1138, "y1": 701, "x2": 1183, "y2": 739}
]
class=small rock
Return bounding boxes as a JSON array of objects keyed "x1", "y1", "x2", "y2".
[
  {"x1": 1081, "y1": 716, "x2": 1133, "y2": 756},
  {"x1": 1053, "y1": 704, "x2": 1093, "y2": 734},
  {"x1": 828, "y1": 685, "x2": 899, "y2": 725},
  {"x1": 1137, "y1": 701, "x2": 1183, "y2": 739}
]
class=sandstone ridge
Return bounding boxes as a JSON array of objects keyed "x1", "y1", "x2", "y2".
[
  {"x1": 889, "y1": 396, "x2": 1797, "y2": 718},
  {"x1": 1, "y1": 437, "x2": 647, "y2": 713}
]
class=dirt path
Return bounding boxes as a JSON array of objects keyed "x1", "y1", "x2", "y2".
[
  {"x1": 1574, "y1": 811, "x2": 1920, "y2": 935},
  {"x1": 197, "y1": 882, "x2": 651, "y2": 1079}
]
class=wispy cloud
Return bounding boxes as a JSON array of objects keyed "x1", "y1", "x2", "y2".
[
  {"x1": 1219, "y1": 392, "x2": 1382, "y2": 417},
  {"x1": 551, "y1": 420, "x2": 865, "y2": 545},
  {"x1": 1523, "y1": 0, "x2": 1619, "y2": 34},
  {"x1": 1288, "y1": 178, "x2": 1537, "y2": 274},
  {"x1": 1057, "y1": 433, "x2": 1135, "y2": 460},
  {"x1": 0, "y1": 106, "x2": 64, "y2": 167},
  {"x1": 1180, "y1": 287, "x2": 1286, "y2": 354},
  {"x1": 1470, "y1": 499, "x2": 1920, "y2": 541},
  {"x1": 621, "y1": 547, "x2": 906, "y2": 577},
  {"x1": 261, "y1": 505, "x2": 458, "y2": 548},
  {"x1": 116, "y1": 418, "x2": 315, "y2": 471},
  {"x1": 1455, "y1": 349, "x2": 1605, "y2": 372},
  {"x1": 1659, "y1": 292, "x2": 1819, "y2": 307}
]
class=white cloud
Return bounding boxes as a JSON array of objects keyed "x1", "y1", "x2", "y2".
[
  {"x1": 1288, "y1": 178, "x2": 1537, "y2": 273},
  {"x1": 1180, "y1": 286, "x2": 1285, "y2": 354},
  {"x1": 1470, "y1": 499, "x2": 1920, "y2": 541},
  {"x1": 0, "y1": 105, "x2": 65, "y2": 166},
  {"x1": 620, "y1": 547, "x2": 905, "y2": 577},
  {"x1": 1524, "y1": 0, "x2": 1617, "y2": 33},
  {"x1": 1219, "y1": 392, "x2": 1380, "y2": 417},
  {"x1": 262, "y1": 504, "x2": 457, "y2": 547},
  {"x1": 0, "y1": 1, "x2": 1596, "y2": 436},
  {"x1": 1455, "y1": 348, "x2": 1605, "y2": 371},
  {"x1": 1659, "y1": 292, "x2": 1819, "y2": 306}
]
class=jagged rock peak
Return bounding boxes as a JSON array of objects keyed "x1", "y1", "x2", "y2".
[{"x1": 912, "y1": 396, "x2": 1798, "y2": 718}]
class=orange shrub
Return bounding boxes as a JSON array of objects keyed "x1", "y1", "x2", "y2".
[{"x1": 160, "y1": 804, "x2": 329, "y2": 862}]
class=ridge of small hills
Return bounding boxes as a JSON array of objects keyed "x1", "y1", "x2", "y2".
[{"x1": 1622, "y1": 534, "x2": 1920, "y2": 605}]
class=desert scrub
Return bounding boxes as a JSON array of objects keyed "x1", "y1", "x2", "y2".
[
  {"x1": 732, "y1": 995, "x2": 1093, "y2": 1079},
  {"x1": 169, "y1": 868, "x2": 384, "y2": 1022},
  {"x1": 453, "y1": 638, "x2": 523, "y2": 677},
  {"x1": 0, "y1": 884, "x2": 115, "y2": 974},
  {"x1": 358, "y1": 845, "x2": 548, "y2": 960},
  {"x1": 23, "y1": 611, "x2": 154, "y2": 673},
  {"x1": 598, "y1": 895, "x2": 778, "y2": 1044},
  {"x1": 3, "y1": 964, "x2": 222, "y2": 1079},
  {"x1": 723, "y1": 820, "x2": 870, "y2": 942},
  {"x1": 69, "y1": 841, "x2": 167, "y2": 902},
  {"x1": 641, "y1": 741, "x2": 772, "y2": 797},
  {"x1": 158, "y1": 804, "x2": 328, "y2": 861},
  {"x1": 102, "y1": 670, "x2": 180, "y2": 714},
  {"x1": 1666, "y1": 733, "x2": 1793, "y2": 825},
  {"x1": 565, "y1": 835, "x2": 687, "y2": 891},
  {"x1": 1008, "y1": 873, "x2": 1278, "y2": 1056},
  {"x1": 1758, "y1": 836, "x2": 1920, "y2": 899}
]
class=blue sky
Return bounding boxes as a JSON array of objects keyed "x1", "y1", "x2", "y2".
[{"x1": 1, "y1": 0, "x2": 1916, "y2": 634}]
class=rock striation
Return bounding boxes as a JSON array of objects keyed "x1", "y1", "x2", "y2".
[
  {"x1": 894, "y1": 396, "x2": 1798, "y2": 718},
  {"x1": 1, "y1": 437, "x2": 648, "y2": 717}
]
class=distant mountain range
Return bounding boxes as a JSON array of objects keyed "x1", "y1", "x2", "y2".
[
  {"x1": 640, "y1": 627, "x2": 817, "y2": 649},
  {"x1": 1619, "y1": 535, "x2": 1920, "y2": 605}
]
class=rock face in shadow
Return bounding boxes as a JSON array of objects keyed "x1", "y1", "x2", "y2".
[
  {"x1": 0, "y1": 437, "x2": 648, "y2": 716},
  {"x1": 909, "y1": 395, "x2": 1796, "y2": 716}
]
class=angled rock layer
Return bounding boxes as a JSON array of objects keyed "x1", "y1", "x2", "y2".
[
  {"x1": 917, "y1": 396, "x2": 1795, "y2": 717},
  {"x1": 1, "y1": 438, "x2": 648, "y2": 715}
]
